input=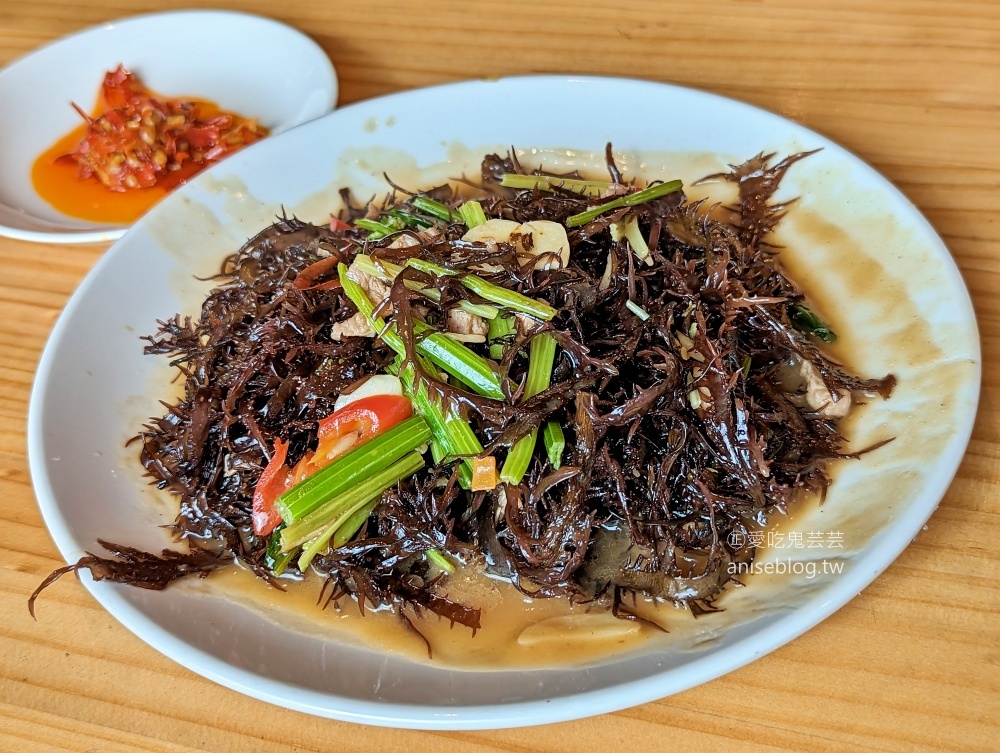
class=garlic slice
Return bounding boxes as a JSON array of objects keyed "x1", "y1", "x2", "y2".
[
  {"x1": 461, "y1": 218, "x2": 520, "y2": 245},
  {"x1": 334, "y1": 374, "x2": 404, "y2": 412},
  {"x1": 517, "y1": 220, "x2": 570, "y2": 270},
  {"x1": 462, "y1": 218, "x2": 570, "y2": 270}
]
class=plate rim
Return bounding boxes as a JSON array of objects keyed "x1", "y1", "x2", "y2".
[{"x1": 27, "y1": 73, "x2": 982, "y2": 729}]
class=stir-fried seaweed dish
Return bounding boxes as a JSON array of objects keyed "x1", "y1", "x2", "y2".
[{"x1": 32, "y1": 146, "x2": 894, "y2": 631}]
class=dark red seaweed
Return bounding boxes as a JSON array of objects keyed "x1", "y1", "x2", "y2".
[{"x1": 33, "y1": 149, "x2": 893, "y2": 626}]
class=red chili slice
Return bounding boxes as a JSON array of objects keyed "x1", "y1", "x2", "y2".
[{"x1": 251, "y1": 439, "x2": 291, "y2": 536}]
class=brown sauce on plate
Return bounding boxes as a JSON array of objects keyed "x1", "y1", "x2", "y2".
[
  {"x1": 199, "y1": 564, "x2": 666, "y2": 669},
  {"x1": 152, "y1": 146, "x2": 941, "y2": 668}
]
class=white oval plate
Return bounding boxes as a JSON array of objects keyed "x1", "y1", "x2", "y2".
[
  {"x1": 0, "y1": 10, "x2": 337, "y2": 244},
  {"x1": 28, "y1": 76, "x2": 980, "y2": 728}
]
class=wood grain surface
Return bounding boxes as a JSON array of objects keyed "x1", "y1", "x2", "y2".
[{"x1": 1, "y1": 1, "x2": 998, "y2": 750}]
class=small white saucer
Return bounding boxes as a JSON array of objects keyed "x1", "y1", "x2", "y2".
[{"x1": 0, "y1": 10, "x2": 337, "y2": 244}]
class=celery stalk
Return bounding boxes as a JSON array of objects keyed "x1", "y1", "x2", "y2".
[
  {"x1": 413, "y1": 321, "x2": 505, "y2": 400},
  {"x1": 340, "y1": 263, "x2": 505, "y2": 397},
  {"x1": 341, "y1": 263, "x2": 485, "y2": 488},
  {"x1": 338, "y1": 265, "x2": 405, "y2": 352},
  {"x1": 500, "y1": 174, "x2": 612, "y2": 194},
  {"x1": 352, "y1": 255, "x2": 498, "y2": 319},
  {"x1": 332, "y1": 499, "x2": 378, "y2": 548},
  {"x1": 430, "y1": 439, "x2": 446, "y2": 465},
  {"x1": 282, "y1": 451, "x2": 424, "y2": 551},
  {"x1": 565, "y1": 179, "x2": 683, "y2": 227},
  {"x1": 387, "y1": 208, "x2": 434, "y2": 229},
  {"x1": 297, "y1": 495, "x2": 386, "y2": 571},
  {"x1": 394, "y1": 361, "x2": 478, "y2": 488},
  {"x1": 406, "y1": 258, "x2": 556, "y2": 321},
  {"x1": 275, "y1": 416, "x2": 430, "y2": 524},
  {"x1": 500, "y1": 333, "x2": 557, "y2": 484},
  {"x1": 542, "y1": 420, "x2": 566, "y2": 469},
  {"x1": 411, "y1": 195, "x2": 455, "y2": 222},
  {"x1": 425, "y1": 549, "x2": 456, "y2": 574},
  {"x1": 264, "y1": 526, "x2": 295, "y2": 576},
  {"x1": 488, "y1": 314, "x2": 516, "y2": 359},
  {"x1": 458, "y1": 200, "x2": 488, "y2": 229},
  {"x1": 500, "y1": 433, "x2": 540, "y2": 486},
  {"x1": 354, "y1": 218, "x2": 399, "y2": 238}
]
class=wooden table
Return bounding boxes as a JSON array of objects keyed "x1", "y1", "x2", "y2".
[{"x1": 1, "y1": 1, "x2": 997, "y2": 750}]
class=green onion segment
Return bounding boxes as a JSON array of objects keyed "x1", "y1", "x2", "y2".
[{"x1": 565, "y1": 179, "x2": 683, "y2": 228}]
